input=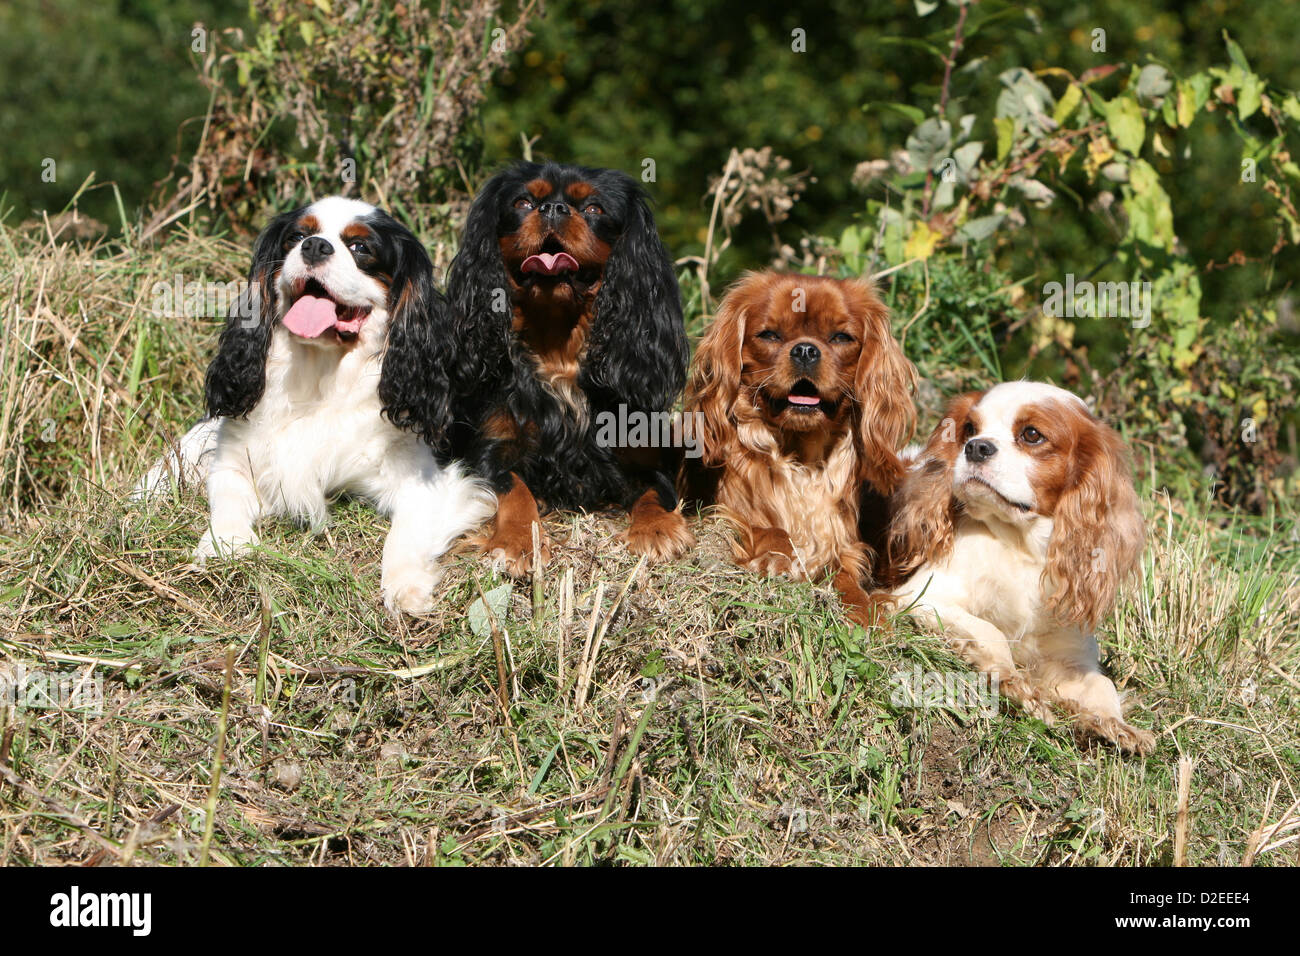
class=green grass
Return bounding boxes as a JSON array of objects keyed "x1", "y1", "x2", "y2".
[{"x1": 0, "y1": 221, "x2": 1297, "y2": 866}]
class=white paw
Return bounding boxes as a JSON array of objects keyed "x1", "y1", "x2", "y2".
[
  {"x1": 382, "y1": 565, "x2": 444, "y2": 617},
  {"x1": 193, "y1": 530, "x2": 257, "y2": 565}
]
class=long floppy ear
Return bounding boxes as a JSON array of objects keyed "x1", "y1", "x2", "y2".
[
  {"x1": 885, "y1": 391, "x2": 980, "y2": 580},
  {"x1": 444, "y1": 173, "x2": 515, "y2": 391},
  {"x1": 375, "y1": 212, "x2": 451, "y2": 451},
  {"x1": 582, "y1": 184, "x2": 688, "y2": 414},
  {"x1": 686, "y1": 283, "x2": 748, "y2": 467},
  {"x1": 204, "y1": 209, "x2": 298, "y2": 418},
  {"x1": 849, "y1": 279, "x2": 917, "y2": 497},
  {"x1": 1046, "y1": 417, "x2": 1145, "y2": 630}
]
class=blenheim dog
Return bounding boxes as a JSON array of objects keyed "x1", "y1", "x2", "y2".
[
  {"x1": 381, "y1": 161, "x2": 694, "y2": 575},
  {"x1": 685, "y1": 272, "x2": 917, "y2": 626},
  {"x1": 137, "y1": 197, "x2": 493, "y2": 615},
  {"x1": 883, "y1": 382, "x2": 1153, "y2": 754}
]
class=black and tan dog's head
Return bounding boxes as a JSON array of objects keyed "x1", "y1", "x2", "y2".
[{"x1": 381, "y1": 162, "x2": 686, "y2": 464}]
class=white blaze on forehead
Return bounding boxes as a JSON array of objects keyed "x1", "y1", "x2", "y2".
[
  {"x1": 973, "y1": 381, "x2": 1087, "y2": 435},
  {"x1": 304, "y1": 196, "x2": 379, "y2": 236}
]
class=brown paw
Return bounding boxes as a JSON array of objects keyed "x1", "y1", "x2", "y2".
[
  {"x1": 475, "y1": 527, "x2": 550, "y2": 578},
  {"x1": 1079, "y1": 714, "x2": 1156, "y2": 756},
  {"x1": 623, "y1": 508, "x2": 695, "y2": 561},
  {"x1": 744, "y1": 549, "x2": 794, "y2": 577},
  {"x1": 998, "y1": 674, "x2": 1056, "y2": 725}
]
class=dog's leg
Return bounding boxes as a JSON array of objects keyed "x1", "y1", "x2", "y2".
[
  {"x1": 381, "y1": 463, "x2": 496, "y2": 616},
  {"x1": 834, "y1": 567, "x2": 892, "y2": 631},
  {"x1": 194, "y1": 459, "x2": 262, "y2": 563},
  {"x1": 133, "y1": 418, "x2": 222, "y2": 501},
  {"x1": 478, "y1": 473, "x2": 548, "y2": 577},
  {"x1": 911, "y1": 605, "x2": 1055, "y2": 724},
  {"x1": 735, "y1": 525, "x2": 797, "y2": 576},
  {"x1": 1040, "y1": 662, "x2": 1155, "y2": 755},
  {"x1": 622, "y1": 487, "x2": 694, "y2": 561}
]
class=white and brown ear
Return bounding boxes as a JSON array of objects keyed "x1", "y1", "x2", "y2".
[
  {"x1": 686, "y1": 279, "x2": 750, "y2": 467},
  {"x1": 1045, "y1": 416, "x2": 1145, "y2": 629},
  {"x1": 884, "y1": 391, "x2": 981, "y2": 579}
]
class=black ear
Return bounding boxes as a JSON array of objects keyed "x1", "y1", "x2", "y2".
[
  {"x1": 444, "y1": 173, "x2": 515, "y2": 391},
  {"x1": 376, "y1": 213, "x2": 454, "y2": 451},
  {"x1": 582, "y1": 185, "x2": 687, "y2": 413},
  {"x1": 204, "y1": 209, "x2": 297, "y2": 418}
]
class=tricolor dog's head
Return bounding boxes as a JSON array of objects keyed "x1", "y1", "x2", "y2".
[{"x1": 204, "y1": 197, "x2": 442, "y2": 434}]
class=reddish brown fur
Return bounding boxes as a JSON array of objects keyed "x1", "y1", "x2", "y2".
[{"x1": 686, "y1": 272, "x2": 916, "y2": 623}]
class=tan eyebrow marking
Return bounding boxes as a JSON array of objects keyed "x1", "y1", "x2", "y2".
[
  {"x1": 568, "y1": 181, "x2": 594, "y2": 200},
  {"x1": 341, "y1": 223, "x2": 373, "y2": 241},
  {"x1": 297, "y1": 215, "x2": 320, "y2": 233},
  {"x1": 526, "y1": 178, "x2": 552, "y2": 199}
]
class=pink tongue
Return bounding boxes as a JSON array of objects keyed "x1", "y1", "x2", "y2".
[
  {"x1": 521, "y1": 251, "x2": 580, "y2": 275},
  {"x1": 282, "y1": 295, "x2": 338, "y2": 338},
  {"x1": 788, "y1": 394, "x2": 821, "y2": 405}
]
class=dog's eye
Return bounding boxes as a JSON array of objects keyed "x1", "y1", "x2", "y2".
[
  {"x1": 284, "y1": 231, "x2": 306, "y2": 249},
  {"x1": 583, "y1": 203, "x2": 604, "y2": 216},
  {"x1": 829, "y1": 331, "x2": 854, "y2": 344},
  {"x1": 756, "y1": 330, "x2": 782, "y2": 342},
  {"x1": 962, "y1": 420, "x2": 975, "y2": 439},
  {"x1": 1020, "y1": 425, "x2": 1045, "y2": 444},
  {"x1": 514, "y1": 197, "x2": 535, "y2": 210},
  {"x1": 347, "y1": 240, "x2": 370, "y2": 256}
]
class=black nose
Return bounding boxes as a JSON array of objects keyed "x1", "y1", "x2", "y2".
[
  {"x1": 964, "y1": 438, "x2": 997, "y2": 463},
  {"x1": 539, "y1": 202, "x2": 570, "y2": 223},
  {"x1": 300, "y1": 236, "x2": 333, "y2": 265},
  {"x1": 790, "y1": 341, "x2": 821, "y2": 368}
]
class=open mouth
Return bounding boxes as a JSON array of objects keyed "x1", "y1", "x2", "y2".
[
  {"x1": 282, "y1": 278, "x2": 372, "y2": 341},
  {"x1": 963, "y1": 475, "x2": 1032, "y2": 513},
  {"x1": 520, "y1": 236, "x2": 580, "y2": 277},
  {"x1": 765, "y1": 379, "x2": 838, "y2": 416}
]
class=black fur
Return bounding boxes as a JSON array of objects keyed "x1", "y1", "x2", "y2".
[
  {"x1": 436, "y1": 161, "x2": 688, "y2": 512},
  {"x1": 204, "y1": 209, "x2": 299, "y2": 418}
]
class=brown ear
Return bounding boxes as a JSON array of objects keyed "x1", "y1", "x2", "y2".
[
  {"x1": 849, "y1": 280, "x2": 917, "y2": 497},
  {"x1": 1045, "y1": 417, "x2": 1145, "y2": 629},
  {"x1": 687, "y1": 277, "x2": 752, "y2": 467},
  {"x1": 884, "y1": 391, "x2": 980, "y2": 579}
]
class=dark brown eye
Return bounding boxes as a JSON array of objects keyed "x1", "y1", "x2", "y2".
[
  {"x1": 829, "y1": 331, "x2": 853, "y2": 344},
  {"x1": 962, "y1": 420, "x2": 975, "y2": 438},
  {"x1": 283, "y1": 231, "x2": 305, "y2": 249},
  {"x1": 1021, "y1": 425, "x2": 1045, "y2": 444},
  {"x1": 514, "y1": 197, "x2": 535, "y2": 210},
  {"x1": 756, "y1": 330, "x2": 782, "y2": 342},
  {"x1": 583, "y1": 203, "x2": 604, "y2": 215}
]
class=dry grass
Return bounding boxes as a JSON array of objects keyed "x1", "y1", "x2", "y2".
[{"x1": 0, "y1": 222, "x2": 1297, "y2": 866}]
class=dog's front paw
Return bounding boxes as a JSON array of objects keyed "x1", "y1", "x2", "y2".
[
  {"x1": 476, "y1": 526, "x2": 550, "y2": 578},
  {"x1": 382, "y1": 568, "x2": 444, "y2": 617},
  {"x1": 623, "y1": 509, "x2": 695, "y2": 561},
  {"x1": 1079, "y1": 714, "x2": 1156, "y2": 756},
  {"x1": 193, "y1": 530, "x2": 256, "y2": 566},
  {"x1": 744, "y1": 549, "x2": 794, "y2": 577}
]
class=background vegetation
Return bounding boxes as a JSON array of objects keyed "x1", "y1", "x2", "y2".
[{"x1": 0, "y1": 0, "x2": 1296, "y2": 866}]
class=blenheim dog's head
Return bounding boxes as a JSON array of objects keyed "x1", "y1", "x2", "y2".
[
  {"x1": 887, "y1": 381, "x2": 1145, "y2": 628},
  {"x1": 204, "y1": 196, "x2": 440, "y2": 423},
  {"x1": 690, "y1": 273, "x2": 917, "y2": 495}
]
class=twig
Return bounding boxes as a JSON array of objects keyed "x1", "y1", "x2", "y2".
[
  {"x1": 1174, "y1": 755, "x2": 1194, "y2": 866},
  {"x1": 199, "y1": 647, "x2": 234, "y2": 867}
]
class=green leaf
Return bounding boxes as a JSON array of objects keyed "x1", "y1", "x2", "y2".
[
  {"x1": 957, "y1": 214, "x2": 1004, "y2": 242},
  {"x1": 995, "y1": 116, "x2": 1016, "y2": 162},
  {"x1": 863, "y1": 101, "x2": 926, "y2": 125},
  {"x1": 1103, "y1": 96, "x2": 1146, "y2": 155},
  {"x1": 1223, "y1": 30, "x2": 1250, "y2": 73},
  {"x1": 1124, "y1": 159, "x2": 1175, "y2": 250},
  {"x1": 906, "y1": 117, "x2": 952, "y2": 172},
  {"x1": 467, "y1": 584, "x2": 512, "y2": 637},
  {"x1": 1238, "y1": 72, "x2": 1263, "y2": 120},
  {"x1": 1053, "y1": 83, "x2": 1083, "y2": 125},
  {"x1": 1136, "y1": 64, "x2": 1172, "y2": 103},
  {"x1": 914, "y1": 0, "x2": 940, "y2": 16}
]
